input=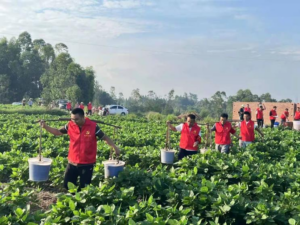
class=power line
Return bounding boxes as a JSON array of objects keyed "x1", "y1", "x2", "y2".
[{"x1": 1, "y1": 31, "x2": 300, "y2": 63}]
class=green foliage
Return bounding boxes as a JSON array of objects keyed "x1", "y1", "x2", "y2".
[{"x1": 0, "y1": 112, "x2": 300, "y2": 224}]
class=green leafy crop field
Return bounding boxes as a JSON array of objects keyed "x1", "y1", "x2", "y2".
[{"x1": 0, "y1": 113, "x2": 299, "y2": 225}]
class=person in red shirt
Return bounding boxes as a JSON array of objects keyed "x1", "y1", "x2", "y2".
[
  {"x1": 167, "y1": 114, "x2": 202, "y2": 160},
  {"x1": 244, "y1": 104, "x2": 251, "y2": 113},
  {"x1": 269, "y1": 106, "x2": 278, "y2": 128},
  {"x1": 280, "y1": 108, "x2": 289, "y2": 125},
  {"x1": 79, "y1": 102, "x2": 85, "y2": 110},
  {"x1": 210, "y1": 113, "x2": 239, "y2": 154},
  {"x1": 237, "y1": 112, "x2": 264, "y2": 148},
  {"x1": 40, "y1": 108, "x2": 120, "y2": 191},
  {"x1": 66, "y1": 101, "x2": 72, "y2": 112},
  {"x1": 256, "y1": 104, "x2": 266, "y2": 128},
  {"x1": 87, "y1": 102, "x2": 92, "y2": 115},
  {"x1": 294, "y1": 107, "x2": 300, "y2": 121}
]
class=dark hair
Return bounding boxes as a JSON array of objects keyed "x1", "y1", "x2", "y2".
[
  {"x1": 187, "y1": 114, "x2": 196, "y2": 120},
  {"x1": 71, "y1": 108, "x2": 84, "y2": 117},
  {"x1": 273, "y1": 106, "x2": 277, "y2": 108},
  {"x1": 244, "y1": 111, "x2": 250, "y2": 116},
  {"x1": 286, "y1": 108, "x2": 289, "y2": 110},
  {"x1": 220, "y1": 113, "x2": 228, "y2": 119}
]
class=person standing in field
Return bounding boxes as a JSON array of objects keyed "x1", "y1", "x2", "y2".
[
  {"x1": 22, "y1": 98, "x2": 26, "y2": 107},
  {"x1": 87, "y1": 102, "x2": 93, "y2": 115},
  {"x1": 210, "y1": 113, "x2": 239, "y2": 154},
  {"x1": 236, "y1": 112, "x2": 264, "y2": 148},
  {"x1": 244, "y1": 104, "x2": 251, "y2": 115},
  {"x1": 28, "y1": 98, "x2": 33, "y2": 107},
  {"x1": 167, "y1": 114, "x2": 202, "y2": 160},
  {"x1": 256, "y1": 104, "x2": 266, "y2": 128},
  {"x1": 294, "y1": 107, "x2": 300, "y2": 121},
  {"x1": 40, "y1": 108, "x2": 120, "y2": 191},
  {"x1": 238, "y1": 105, "x2": 245, "y2": 121},
  {"x1": 66, "y1": 101, "x2": 72, "y2": 112},
  {"x1": 79, "y1": 102, "x2": 85, "y2": 110},
  {"x1": 269, "y1": 106, "x2": 278, "y2": 128},
  {"x1": 280, "y1": 108, "x2": 289, "y2": 125}
]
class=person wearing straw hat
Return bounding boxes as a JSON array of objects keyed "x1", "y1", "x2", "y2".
[
  {"x1": 269, "y1": 106, "x2": 278, "y2": 128},
  {"x1": 167, "y1": 114, "x2": 201, "y2": 160},
  {"x1": 40, "y1": 108, "x2": 120, "y2": 191},
  {"x1": 210, "y1": 113, "x2": 239, "y2": 154},
  {"x1": 236, "y1": 111, "x2": 264, "y2": 148},
  {"x1": 238, "y1": 105, "x2": 245, "y2": 121}
]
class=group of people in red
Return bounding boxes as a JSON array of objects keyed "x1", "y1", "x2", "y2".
[
  {"x1": 239, "y1": 103, "x2": 300, "y2": 129},
  {"x1": 66, "y1": 101, "x2": 109, "y2": 116},
  {"x1": 167, "y1": 111, "x2": 264, "y2": 160}
]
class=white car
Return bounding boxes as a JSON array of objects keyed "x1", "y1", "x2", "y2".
[{"x1": 103, "y1": 105, "x2": 128, "y2": 115}]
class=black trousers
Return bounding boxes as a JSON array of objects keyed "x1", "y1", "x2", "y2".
[
  {"x1": 270, "y1": 119, "x2": 275, "y2": 128},
  {"x1": 257, "y1": 119, "x2": 264, "y2": 128},
  {"x1": 64, "y1": 163, "x2": 94, "y2": 191},
  {"x1": 178, "y1": 148, "x2": 198, "y2": 160}
]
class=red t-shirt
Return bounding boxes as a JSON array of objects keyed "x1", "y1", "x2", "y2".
[
  {"x1": 214, "y1": 122, "x2": 236, "y2": 145},
  {"x1": 80, "y1": 104, "x2": 84, "y2": 110},
  {"x1": 244, "y1": 107, "x2": 251, "y2": 113},
  {"x1": 270, "y1": 110, "x2": 277, "y2": 120},
  {"x1": 87, "y1": 103, "x2": 92, "y2": 110},
  {"x1": 256, "y1": 108, "x2": 264, "y2": 119},
  {"x1": 294, "y1": 111, "x2": 300, "y2": 120},
  {"x1": 240, "y1": 120, "x2": 255, "y2": 142},
  {"x1": 281, "y1": 111, "x2": 289, "y2": 119}
]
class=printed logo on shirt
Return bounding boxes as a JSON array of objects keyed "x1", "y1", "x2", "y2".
[
  {"x1": 84, "y1": 130, "x2": 91, "y2": 137},
  {"x1": 193, "y1": 130, "x2": 197, "y2": 134}
]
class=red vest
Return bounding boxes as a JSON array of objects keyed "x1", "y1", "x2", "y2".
[
  {"x1": 66, "y1": 102, "x2": 71, "y2": 109},
  {"x1": 80, "y1": 104, "x2": 84, "y2": 110},
  {"x1": 244, "y1": 107, "x2": 251, "y2": 113},
  {"x1": 270, "y1": 110, "x2": 277, "y2": 120},
  {"x1": 88, "y1": 103, "x2": 92, "y2": 110},
  {"x1": 295, "y1": 111, "x2": 300, "y2": 120},
  {"x1": 240, "y1": 120, "x2": 255, "y2": 142},
  {"x1": 179, "y1": 123, "x2": 201, "y2": 151},
  {"x1": 67, "y1": 118, "x2": 97, "y2": 164},
  {"x1": 281, "y1": 111, "x2": 289, "y2": 119},
  {"x1": 256, "y1": 108, "x2": 263, "y2": 119},
  {"x1": 215, "y1": 122, "x2": 235, "y2": 145}
]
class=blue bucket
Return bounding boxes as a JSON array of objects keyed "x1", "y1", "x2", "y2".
[
  {"x1": 28, "y1": 158, "x2": 52, "y2": 182},
  {"x1": 103, "y1": 160, "x2": 125, "y2": 178},
  {"x1": 274, "y1": 122, "x2": 279, "y2": 126},
  {"x1": 161, "y1": 149, "x2": 175, "y2": 164}
]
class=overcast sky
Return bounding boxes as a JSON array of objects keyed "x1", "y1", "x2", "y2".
[{"x1": 1, "y1": 0, "x2": 300, "y2": 101}]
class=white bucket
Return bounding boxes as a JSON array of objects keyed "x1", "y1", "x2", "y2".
[
  {"x1": 161, "y1": 149, "x2": 175, "y2": 164},
  {"x1": 28, "y1": 157, "x2": 52, "y2": 182},
  {"x1": 102, "y1": 160, "x2": 125, "y2": 178},
  {"x1": 293, "y1": 121, "x2": 300, "y2": 131}
]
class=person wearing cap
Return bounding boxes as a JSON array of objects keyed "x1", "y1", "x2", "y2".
[
  {"x1": 280, "y1": 108, "x2": 289, "y2": 125},
  {"x1": 294, "y1": 107, "x2": 300, "y2": 121},
  {"x1": 167, "y1": 114, "x2": 202, "y2": 160},
  {"x1": 238, "y1": 105, "x2": 245, "y2": 121},
  {"x1": 210, "y1": 113, "x2": 239, "y2": 154},
  {"x1": 40, "y1": 108, "x2": 120, "y2": 191},
  {"x1": 269, "y1": 106, "x2": 278, "y2": 128},
  {"x1": 256, "y1": 104, "x2": 266, "y2": 128},
  {"x1": 236, "y1": 111, "x2": 264, "y2": 148}
]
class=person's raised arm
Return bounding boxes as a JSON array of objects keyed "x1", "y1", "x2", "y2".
[{"x1": 166, "y1": 121, "x2": 178, "y2": 132}]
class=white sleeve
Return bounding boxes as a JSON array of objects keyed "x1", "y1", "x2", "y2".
[{"x1": 175, "y1": 124, "x2": 183, "y2": 132}]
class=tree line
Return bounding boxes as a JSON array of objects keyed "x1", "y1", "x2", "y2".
[
  {"x1": 0, "y1": 32, "x2": 292, "y2": 119},
  {"x1": 0, "y1": 32, "x2": 94, "y2": 104}
]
